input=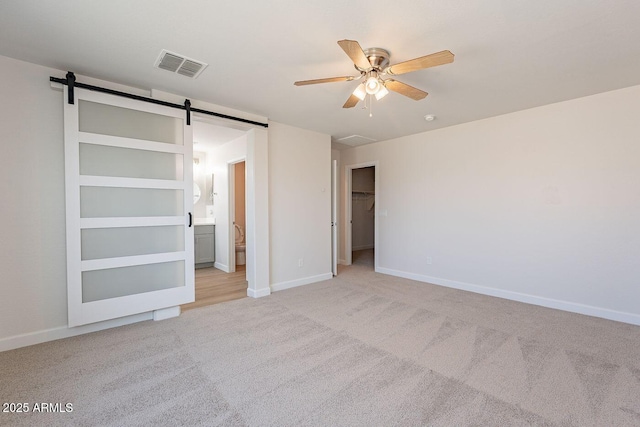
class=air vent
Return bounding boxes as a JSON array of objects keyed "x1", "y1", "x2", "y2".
[
  {"x1": 154, "y1": 49, "x2": 208, "y2": 79},
  {"x1": 335, "y1": 134, "x2": 377, "y2": 147}
]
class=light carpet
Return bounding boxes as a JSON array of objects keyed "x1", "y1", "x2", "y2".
[{"x1": 1, "y1": 263, "x2": 640, "y2": 426}]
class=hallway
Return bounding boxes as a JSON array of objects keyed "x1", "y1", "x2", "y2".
[{"x1": 351, "y1": 248, "x2": 374, "y2": 267}]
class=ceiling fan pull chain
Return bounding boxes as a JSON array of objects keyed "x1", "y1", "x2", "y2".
[{"x1": 369, "y1": 94, "x2": 373, "y2": 117}]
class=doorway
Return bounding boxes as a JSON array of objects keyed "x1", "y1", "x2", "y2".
[
  {"x1": 183, "y1": 158, "x2": 247, "y2": 311},
  {"x1": 229, "y1": 159, "x2": 246, "y2": 276},
  {"x1": 182, "y1": 150, "x2": 248, "y2": 310},
  {"x1": 346, "y1": 162, "x2": 379, "y2": 270},
  {"x1": 182, "y1": 117, "x2": 261, "y2": 311}
]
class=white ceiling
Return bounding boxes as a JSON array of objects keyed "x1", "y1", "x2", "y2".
[
  {"x1": 193, "y1": 121, "x2": 247, "y2": 152},
  {"x1": 1, "y1": 0, "x2": 640, "y2": 144}
]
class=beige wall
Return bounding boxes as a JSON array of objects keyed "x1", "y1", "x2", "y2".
[
  {"x1": 0, "y1": 55, "x2": 67, "y2": 344},
  {"x1": 340, "y1": 84, "x2": 640, "y2": 325},
  {"x1": 352, "y1": 166, "x2": 375, "y2": 192},
  {"x1": 0, "y1": 55, "x2": 166, "y2": 349},
  {"x1": 0, "y1": 55, "x2": 274, "y2": 350},
  {"x1": 268, "y1": 122, "x2": 332, "y2": 290},
  {"x1": 193, "y1": 151, "x2": 207, "y2": 218}
]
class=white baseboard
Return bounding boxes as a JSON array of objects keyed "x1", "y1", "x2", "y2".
[
  {"x1": 271, "y1": 272, "x2": 333, "y2": 292},
  {"x1": 338, "y1": 259, "x2": 348, "y2": 265},
  {"x1": 214, "y1": 262, "x2": 229, "y2": 273},
  {"x1": 376, "y1": 267, "x2": 640, "y2": 327},
  {"x1": 352, "y1": 244, "x2": 374, "y2": 251},
  {"x1": 0, "y1": 312, "x2": 154, "y2": 353},
  {"x1": 247, "y1": 287, "x2": 271, "y2": 298},
  {"x1": 153, "y1": 306, "x2": 180, "y2": 321}
]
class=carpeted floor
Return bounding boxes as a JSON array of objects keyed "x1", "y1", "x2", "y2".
[
  {"x1": 2, "y1": 263, "x2": 640, "y2": 426},
  {"x1": 352, "y1": 249, "x2": 374, "y2": 267}
]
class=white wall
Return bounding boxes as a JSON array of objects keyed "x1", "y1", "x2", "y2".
[
  {"x1": 0, "y1": 55, "x2": 273, "y2": 350},
  {"x1": 0, "y1": 55, "x2": 68, "y2": 343},
  {"x1": 268, "y1": 122, "x2": 332, "y2": 291},
  {"x1": 206, "y1": 134, "x2": 248, "y2": 272},
  {"x1": 0, "y1": 56, "x2": 164, "y2": 350},
  {"x1": 331, "y1": 148, "x2": 343, "y2": 264},
  {"x1": 340, "y1": 84, "x2": 640, "y2": 325},
  {"x1": 246, "y1": 128, "x2": 271, "y2": 297},
  {"x1": 352, "y1": 166, "x2": 375, "y2": 192},
  {"x1": 193, "y1": 151, "x2": 207, "y2": 218}
]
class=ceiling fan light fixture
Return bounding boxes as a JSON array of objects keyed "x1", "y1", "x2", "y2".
[
  {"x1": 294, "y1": 39, "x2": 454, "y2": 110},
  {"x1": 365, "y1": 75, "x2": 381, "y2": 95},
  {"x1": 375, "y1": 84, "x2": 389, "y2": 100},
  {"x1": 353, "y1": 83, "x2": 367, "y2": 101}
]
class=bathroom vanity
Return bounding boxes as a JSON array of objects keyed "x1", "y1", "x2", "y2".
[{"x1": 194, "y1": 222, "x2": 215, "y2": 268}]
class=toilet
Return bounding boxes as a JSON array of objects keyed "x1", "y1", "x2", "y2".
[{"x1": 234, "y1": 223, "x2": 246, "y2": 266}]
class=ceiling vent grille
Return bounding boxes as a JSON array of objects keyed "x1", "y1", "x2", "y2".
[
  {"x1": 335, "y1": 134, "x2": 377, "y2": 147},
  {"x1": 154, "y1": 49, "x2": 208, "y2": 79}
]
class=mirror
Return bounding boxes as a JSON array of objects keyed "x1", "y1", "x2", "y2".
[{"x1": 194, "y1": 182, "x2": 201, "y2": 204}]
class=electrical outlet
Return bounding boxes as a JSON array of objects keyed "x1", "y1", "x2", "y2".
[
  {"x1": 298, "y1": 258, "x2": 304, "y2": 267},
  {"x1": 426, "y1": 256, "x2": 433, "y2": 265}
]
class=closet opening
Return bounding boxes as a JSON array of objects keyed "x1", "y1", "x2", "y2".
[{"x1": 346, "y1": 164, "x2": 378, "y2": 270}]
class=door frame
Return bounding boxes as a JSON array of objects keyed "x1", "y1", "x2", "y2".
[
  {"x1": 228, "y1": 157, "x2": 246, "y2": 273},
  {"x1": 331, "y1": 159, "x2": 338, "y2": 276},
  {"x1": 345, "y1": 161, "x2": 379, "y2": 270},
  {"x1": 191, "y1": 113, "x2": 270, "y2": 298}
]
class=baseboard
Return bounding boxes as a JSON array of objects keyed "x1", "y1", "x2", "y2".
[
  {"x1": 153, "y1": 306, "x2": 180, "y2": 321},
  {"x1": 0, "y1": 312, "x2": 154, "y2": 353},
  {"x1": 352, "y1": 244, "x2": 374, "y2": 251},
  {"x1": 376, "y1": 267, "x2": 640, "y2": 326},
  {"x1": 247, "y1": 287, "x2": 271, "y2": 298},
  {"x1": 271, "y1": 272, "x2": 334, "y2": 292},
  {"x1": 195, "y1": 262, "x2": 214, "y2": 269},
  {"x1": 338, "y1": 259, "x2": 348, "y2": 265},
  {"x1": 214, "y1": 262, "x2": 229, "y2": 273}
]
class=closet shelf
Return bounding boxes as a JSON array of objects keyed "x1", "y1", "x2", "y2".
[{"x1": 352, "y1": 189, "x2": 375, "y2": 195}]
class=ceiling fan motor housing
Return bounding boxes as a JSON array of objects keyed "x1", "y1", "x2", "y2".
[
  {"x1": 356, "y1": 47, "x2": 390, "y2": 72},
  {"x1": 293, "y1": 40, "x2": 453, "y2": 106}
]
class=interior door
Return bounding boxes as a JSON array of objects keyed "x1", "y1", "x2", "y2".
[
  {"x1": 331, "y1": 159, "x2": 338, "y2": 275},
  {"x1": 64, "y1": 86, "x2": 194, "y2": 327}
]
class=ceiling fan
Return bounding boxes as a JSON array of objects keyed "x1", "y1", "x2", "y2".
[{"x1": 294, "y1": 40, "x2": 454, "y2": 108}]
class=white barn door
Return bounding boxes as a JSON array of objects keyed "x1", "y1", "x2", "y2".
[{"x1": 63, "y1": 87, "x2": 194, "y2": 327}]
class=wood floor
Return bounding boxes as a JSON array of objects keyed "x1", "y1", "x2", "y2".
[
  {"x1": 181, "y1": 265, "x2": 248, "y2": 311},
  {"x1": 183, "y1": 250, "x2": 372, "y2": 312},
  {"x1": 183, "y1": 251, "x2": 370, "y2": 312}
]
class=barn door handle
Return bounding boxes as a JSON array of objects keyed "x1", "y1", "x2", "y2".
[{"x1": 188, "y1": 212, "x2": 192, "y2": 227}]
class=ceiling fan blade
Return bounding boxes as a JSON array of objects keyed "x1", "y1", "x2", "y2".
[
  {"x1": 385, "y1": 50, "x2": 454, "y2": 75},
  {"x1": 385, "y1": 79, "x2": 428, "y2": 100},
  {"x1": 294, "y1": 76, "x2": 357, "y2": 86},
  {"x1": 343, "y1": 94, "x2": 360, "y2": 108},
  {"x1": 337, "y1": 39, "x2": 371, "y2": 70}
]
